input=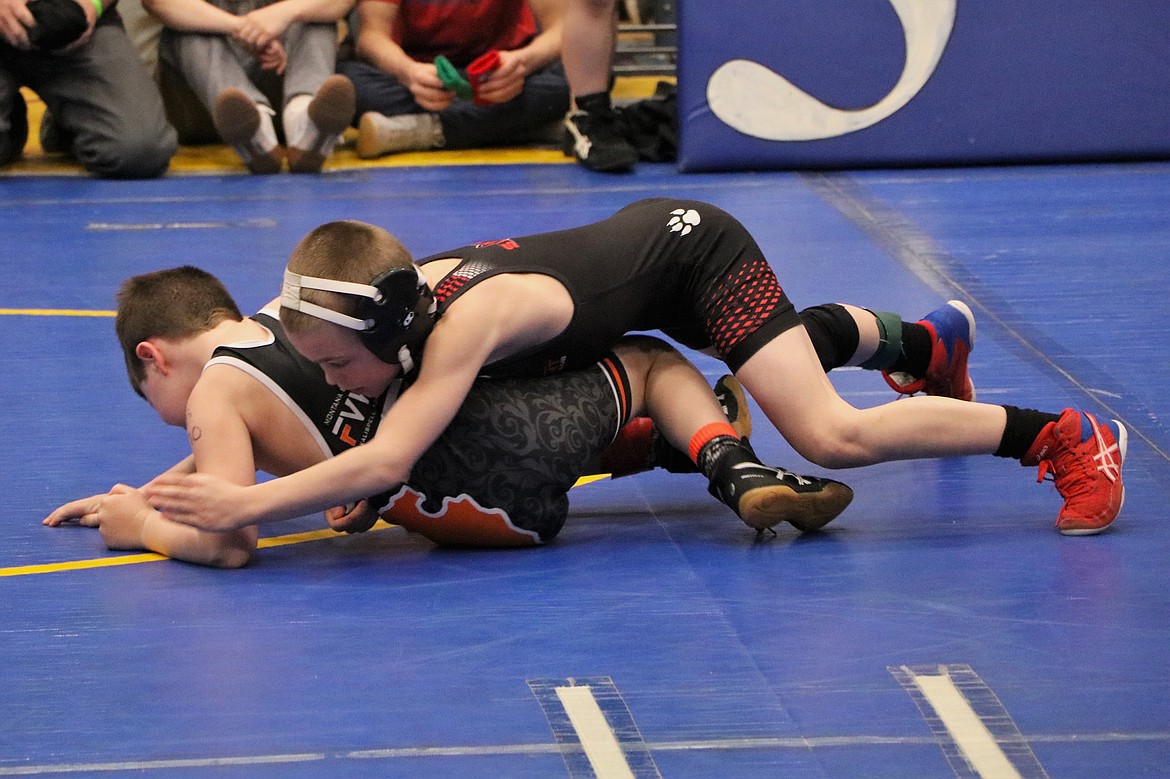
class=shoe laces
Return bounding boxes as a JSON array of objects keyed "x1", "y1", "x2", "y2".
[
  {"x1": 769, "y1": 466, "x2": 812, "y2": 487},
  {"x1": 1036, "y1": 422, "x2": 1100, "y2": 503}
]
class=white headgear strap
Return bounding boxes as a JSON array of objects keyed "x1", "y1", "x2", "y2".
[
  {"x1": 397, "y1": 345, "x2": 416, "y2": 375},
  {"x1": 281, "y1": 270, "x2": 383, "y2": 331}
]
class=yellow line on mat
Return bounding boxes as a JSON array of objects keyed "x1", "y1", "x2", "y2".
[
  {"x1": 0, "y1": 553, "x2": 170, "y2": 576},
  {"x1": 0, "y1": 522, "x2": 397, "y2": 578},
  {"x1": 0, "y1": 308, "x2": 115, "y2": 317},
  {"x1": 255, "y1": 526, "x2": 372, "y2": 549},
  {"x1": 5, "y1": 477, "x2": 608, "y2": 577}
]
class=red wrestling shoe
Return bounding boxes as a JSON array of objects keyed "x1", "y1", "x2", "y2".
[
  {"x1": 884, "y1": 300, "x2": 976, "y2": 401},
  {"x1": 1023, "y1": 409, "x2": 1127, "y2": 535}
]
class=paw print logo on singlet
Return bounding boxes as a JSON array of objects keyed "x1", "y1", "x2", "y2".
[{"x1": 667, "y1": 208, "x2": 701, "y2": 237}]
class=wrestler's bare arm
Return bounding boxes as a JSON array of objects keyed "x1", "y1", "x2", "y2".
[
  {"x1": 145, "y1": 319, "x2": 489, "y2": 530},
  {"x1": 42, "y1": 375, "x2": 260, "y2": 566},
  {"x1": 144, "y1": 273, "x2": 573, "y2": 531},
  {"x1": 115, "y1": 371, "x2": 261, "y2": 565}
]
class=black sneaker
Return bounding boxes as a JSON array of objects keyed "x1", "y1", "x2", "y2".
[
  {"x1": 1, "y1": 71, "x2": 28, "y2": 166},
  {"x1": 708, "y1": 444, "x2": 853, "y2": 533},
  {"x1": 39, "y1": 108, "x2": 71, "y2": 155},
  {"x1": 563, "y1": 110, "x2": 637, "y2": 172}
]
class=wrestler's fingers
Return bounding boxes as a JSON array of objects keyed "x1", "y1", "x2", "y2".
[
  {"x1": 43, "y1": 494, "x2": 104, "y2": 526},
  {"x1": 141, "y1": 486, "x2": 191, "y2": 518},
  {"x1": 141, "y1": 479, "x2": 186, "y2": 505},
  {"x1": 323, "y1": 503, "x2": 354, "y2": 523},
  {"x1": 327, "y1": 500, "x2": 377, "y2": 533}
]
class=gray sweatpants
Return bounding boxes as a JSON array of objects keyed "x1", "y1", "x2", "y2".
[
  {"x1": 1, "y1": 10, "x2": 177, "y2": 178},
  {"x1": 157, "y1": 0, "x2": 337, "y2": 142}
]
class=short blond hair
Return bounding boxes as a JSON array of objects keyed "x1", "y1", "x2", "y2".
[{"x1": 282, "y1": 220, "x2": 414, "y2": 335}]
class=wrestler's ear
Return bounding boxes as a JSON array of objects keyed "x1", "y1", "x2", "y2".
[{"x1": 135, "y1": 341, "x2": 168, "y2": 375}]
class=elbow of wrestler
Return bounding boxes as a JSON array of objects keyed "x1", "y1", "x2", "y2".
[
  {"x1": 369, "y1": 456, "x2": 412, "y2": 497},
  {"x1": 212, "y1": 547, "x2": 255, "y2": 569},
  {"x1": 203, "y1": 532, "x2": 257, "y2": 569}
]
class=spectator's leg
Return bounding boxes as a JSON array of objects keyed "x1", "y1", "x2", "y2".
[
  {"x1": 563, "y1": 0, "x2": 617, "y2": 99},
  {"x1": 163, "y1": 28, "x2": 281, "y2": 173},
  {"x1": 436, "y1": 63, "x2": 570, "y2": 149},
  {"x1": 23, "y1": 12, "x2": 177, "y2": 178},
  {"x1": 280, "y1": 21, "x2": 338, "y2": 102},
  {"x1": 280, "y1": 22, "x2": 354, "y2": 172},
  {"x1": 157, "y1": 57, "x2": 219, "y2": 144},
  {"x1": 163, "y1": 28, "x2": 268, "y2": 116},
  {"x1": 560, "y1": 0, "x2": 637, "y2": 171},
  {"x1": 0, "y1": 65, "x2": 28, "y2": 166},
  {"x1": 337, "y1": 59, "x2": 421, "y2": 118},
  {"x1": 340, "y1": 59, "x2": 445, "y2": 158}
]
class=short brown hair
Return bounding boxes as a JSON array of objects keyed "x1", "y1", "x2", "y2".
[
  {"x1": 116, "y1": 266, "x2": 242, "y2": 394},
  {"x1": 282, "y1": 220, "x2": 414, "y2": 335}
]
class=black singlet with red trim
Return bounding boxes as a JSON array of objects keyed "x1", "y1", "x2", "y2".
[{"x1": 418, "y1": 197, "x2": 799, "y2": 377}]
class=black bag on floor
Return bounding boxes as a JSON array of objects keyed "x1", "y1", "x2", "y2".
[{"x1": 615, "y1": 81, "x2": 678, "y2": 163}]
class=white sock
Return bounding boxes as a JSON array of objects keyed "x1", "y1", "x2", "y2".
[
  {"x1": 282, "y1": 94, "x2": 312, "y2": 148},
  {"x1": 253, "y1": 104, "x2": 279, "y2": 154}
]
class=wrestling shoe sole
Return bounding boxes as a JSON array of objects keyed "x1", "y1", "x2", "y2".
[{"x1": 737, "y1": 480, "x2": 854, "y2": 533}]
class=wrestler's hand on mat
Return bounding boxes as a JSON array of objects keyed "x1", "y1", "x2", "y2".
[
  {"x1": 143, "y1": 473, "x2": 252, "y2": 531},
  {"x1": 324, "y1": 500, "x2": 379, "y2": 534},
  {"x1": 43, "y1": 485, "x2": 153, "y2": 549},
  {"x1": 43, "y1": 490, "x2": 111, "y2": 527},
  {"x1": 94, "y1": 485, "x2": 155, "y2": 550}
]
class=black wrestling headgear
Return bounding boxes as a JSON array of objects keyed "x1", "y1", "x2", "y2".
[{"x1": 281, "y1": 266, "x2": 436, "y2": 374}]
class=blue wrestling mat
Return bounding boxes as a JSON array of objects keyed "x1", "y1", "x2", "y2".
[{"x1": 1, "y1": 161, "x2": 1168, "y2": 777}]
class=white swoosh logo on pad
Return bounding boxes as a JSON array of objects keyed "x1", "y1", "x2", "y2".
[{"x1": 707, "y1": 0, "x2": 956, "y2": 140}]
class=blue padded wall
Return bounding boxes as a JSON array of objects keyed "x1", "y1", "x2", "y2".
[{"x1": 677, "y1": 0, "x2": 1170, "y2": 171}]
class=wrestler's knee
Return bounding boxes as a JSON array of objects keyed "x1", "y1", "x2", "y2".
[{"x1": 783, "y1": 414, "x2": 874, "y2": 470}]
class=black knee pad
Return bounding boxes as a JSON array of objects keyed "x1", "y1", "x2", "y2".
[{"x1": 799, "y1": 304, "x2": 859, "y2": 371}]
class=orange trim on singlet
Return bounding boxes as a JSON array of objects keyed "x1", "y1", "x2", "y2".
[
  {"x1": 600, "y1": 356, "x2": 631, "y2": 426},
  {"x1": 382, "y1": 486, "x2": 542, "y2": 547}
]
